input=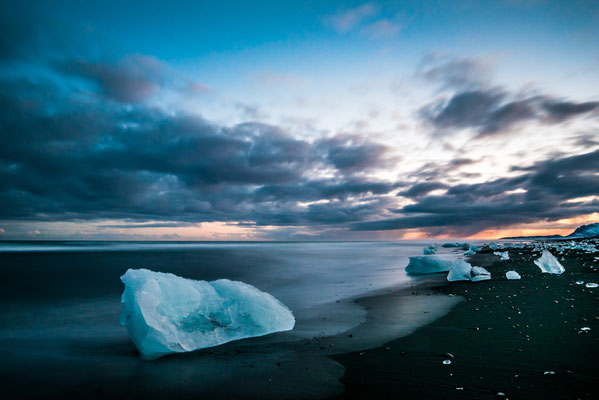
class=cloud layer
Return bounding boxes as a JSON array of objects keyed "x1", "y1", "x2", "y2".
[
  {"x1": 353, "y1": 150, "x2": 599, "y2": 235},
  {"x1": 0, "y1": 77, "x2": 397, "y2": 231},
  {"x1": 1, "y1": 3, "x2": 598, "y2": 239}
]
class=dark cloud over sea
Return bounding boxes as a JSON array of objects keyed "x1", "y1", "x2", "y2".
[{"x1": 1, "y1": 4, "x2": 598, "y2": 239}]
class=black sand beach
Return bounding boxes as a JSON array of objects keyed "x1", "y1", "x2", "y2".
[
  {"x1": 333, "y1": 241, "x2": 599, "y2": 399},
  {"x1": 1, "y1": 240, "x2": 598, "y2": 399}
]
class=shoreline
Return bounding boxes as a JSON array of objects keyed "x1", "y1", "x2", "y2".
[
  {"x1": 0, "y1": 260, "x2": 461, "y2": 400},
  {"x1": 5, "y1": 240, "x2": 597, "y2": 399},
  {"x1": 331, "y1": 241, "x2": 599, "y2": 399}
]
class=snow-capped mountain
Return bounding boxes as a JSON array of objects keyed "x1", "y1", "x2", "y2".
[{"x1": 567, "y1": 223, "x2": 599, "y2": 238}]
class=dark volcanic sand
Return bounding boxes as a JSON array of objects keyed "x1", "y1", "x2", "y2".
[
  {"x1": 2, "y1": 242, "x2": 598, "y2": 399},
  {"x1": 332, "y1": 241, "x2": 599, "y2": 399}
]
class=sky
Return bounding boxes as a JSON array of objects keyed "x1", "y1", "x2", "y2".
[{"x1": 0, "y1": 0, "x2": 598, "y2": 240}]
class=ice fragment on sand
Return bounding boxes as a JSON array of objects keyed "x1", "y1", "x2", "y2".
[
  {"x1": 470, "y1": 266, "x2": 491, "y2": 282},
  {"x1": 506, "y1": 270, "x2": 521, "y2": 280},
  {"x1": 407, "y1": 256, "x2": 491, "y2": 282},
  {"x1": 405, "y1": 256, "x2": 456, "y2": 274},
  {"x1": 120, "y1": 268, "x2": 295, "y2": 360},
  {"x1": 447, "y1": 260, "x2": 474, "y2": 281},
  {"x1": 534, "y1": 250, "x2": 565, "y2": 275},
  {"x1": 443, "y1": 360, "x2": 452, "y2": 365},
  {"x1": 585, "y1": 282, "x2": 598, "y2": 288},
  {"x1": 447, "y1": 261, "x2": 491, "y2": 282},
  {"x1": 494, "y1": 251, "x2": 510, "y2": 260}
]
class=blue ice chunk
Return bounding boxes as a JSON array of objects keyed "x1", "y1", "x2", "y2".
[
  {"x1": 534, "y1": 250, "x2": 565, "y2": 275},
  {"x1": 405, "y1": 256, "x2": 455, "y2": 275},
  {"x1": 447, "y1": 260, "x2": 474, "y2": 281},
  {"x1": 470, "y1": 266, "x2": 491, "y2": 282},
  {"x1": 506, "y1": 270, "x2": 521, "y2": 280},
  {"x1": 120, "y1": 269, "x2": 295, "y2": 360},
  {"x1": 447, "y1": 262, "x2": 491, "y2": 282}
]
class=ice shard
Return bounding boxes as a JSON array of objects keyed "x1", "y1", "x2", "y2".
[{"x1": 534, "y1": 250, "x2": 565, "y2": 275}]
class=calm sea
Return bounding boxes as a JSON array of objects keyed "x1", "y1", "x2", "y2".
[{"x1": 0, "y1": 241, "x2": 471, "y2": 399}]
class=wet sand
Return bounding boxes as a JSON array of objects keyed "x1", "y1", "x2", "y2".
[
  {"x1": 0, "y1": 253, "x2": 457, "y2": 400},
  {"x1": 332, "y1": 242, "x2": 599, "y2": 399},
  {"x1": 0, "y1": 277, "x2": 460, "y2": 400}
]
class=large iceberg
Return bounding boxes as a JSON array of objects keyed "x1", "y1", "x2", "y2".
[
  {"x1": 534, "y1": 250, "x2": 565, "y2": 275},
  {"x1": 405, "y1": 256, "x2": 455, "y2": 274},
  {"x1": 120, "y1": 269, "x2": 295, "y2": 360}
]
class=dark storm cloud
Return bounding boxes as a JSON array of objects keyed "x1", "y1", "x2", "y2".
[
  {"x1": 415, "y1": 54, "x2": 493, "y2": 91},
  {"x1": 423, "y1": 89, "x2": 599, "y2": 136},
  {"x1": 571, "y1": 132, "x2": 599, "y2": 148},
  {"x1": 0, "y1": 78, "x2": 397, "y2": 227},
  {"x1": 406, "y1": 157, "x2": 480, "y2": 183},
  {"x1": 252, "y1": 198, "x2": 394, "y2": 227},
  {"x1": 57, "y1": 56, "x2": 164, "y2": 103},
  {"x1": 0, "y1": 9, "x2": 169, "y2": 105},
  {"x1": 317, "y1": 134, "x2": 397, "y2": 172},
  {"x1": 254, "y1": 178, "x2": 397, "y2": 203},
  {"x1": 541, "y1": 100, "x2": 599, "y2": 123},
  {"x1": 2, "y1": 20, "x2": 598, "y2": 239},
  {"x1": 101, "y1": 222, "x2": 197, "y2": 229},
  {"x1": 416, "y1": 55, "x2": 599, "y2": 137},
  {"x1": 480, "y1": 99, "x2": 538, "y2": 135},
  {"x1": 447, "y1": 158, "x2": 478, "y2": 168},
  {"x1": 353, "y1": 149, "x2": 599, "y2": 235},
  {"x1": 422, "y1": 89, "x2": 506, "y2": 132}
]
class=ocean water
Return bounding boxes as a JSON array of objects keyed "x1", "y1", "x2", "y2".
[{"x1": 0, "y1": 241, "x2": 468, "y2": 399}]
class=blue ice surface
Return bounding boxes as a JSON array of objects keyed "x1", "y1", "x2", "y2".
[
  {"x1": 120, "y1": 269, "x2": 295, "y2": 360},
  {"x1": 534, "y1": 250, "x2": 565, "y2": 274},
  {"x1": 405, "y1": 256, "x2": 456, "y2": 274}
]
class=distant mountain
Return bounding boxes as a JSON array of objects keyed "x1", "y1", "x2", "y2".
[
  {"x1": 501, "y1": 222, "x2": 599, "y2": 240},
  {"x1": 567, "y1": 223, "x2": 599, "y2": 238},
  {"x1": 500, "y1": 234, "x2": 564, "y2": 240}
]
